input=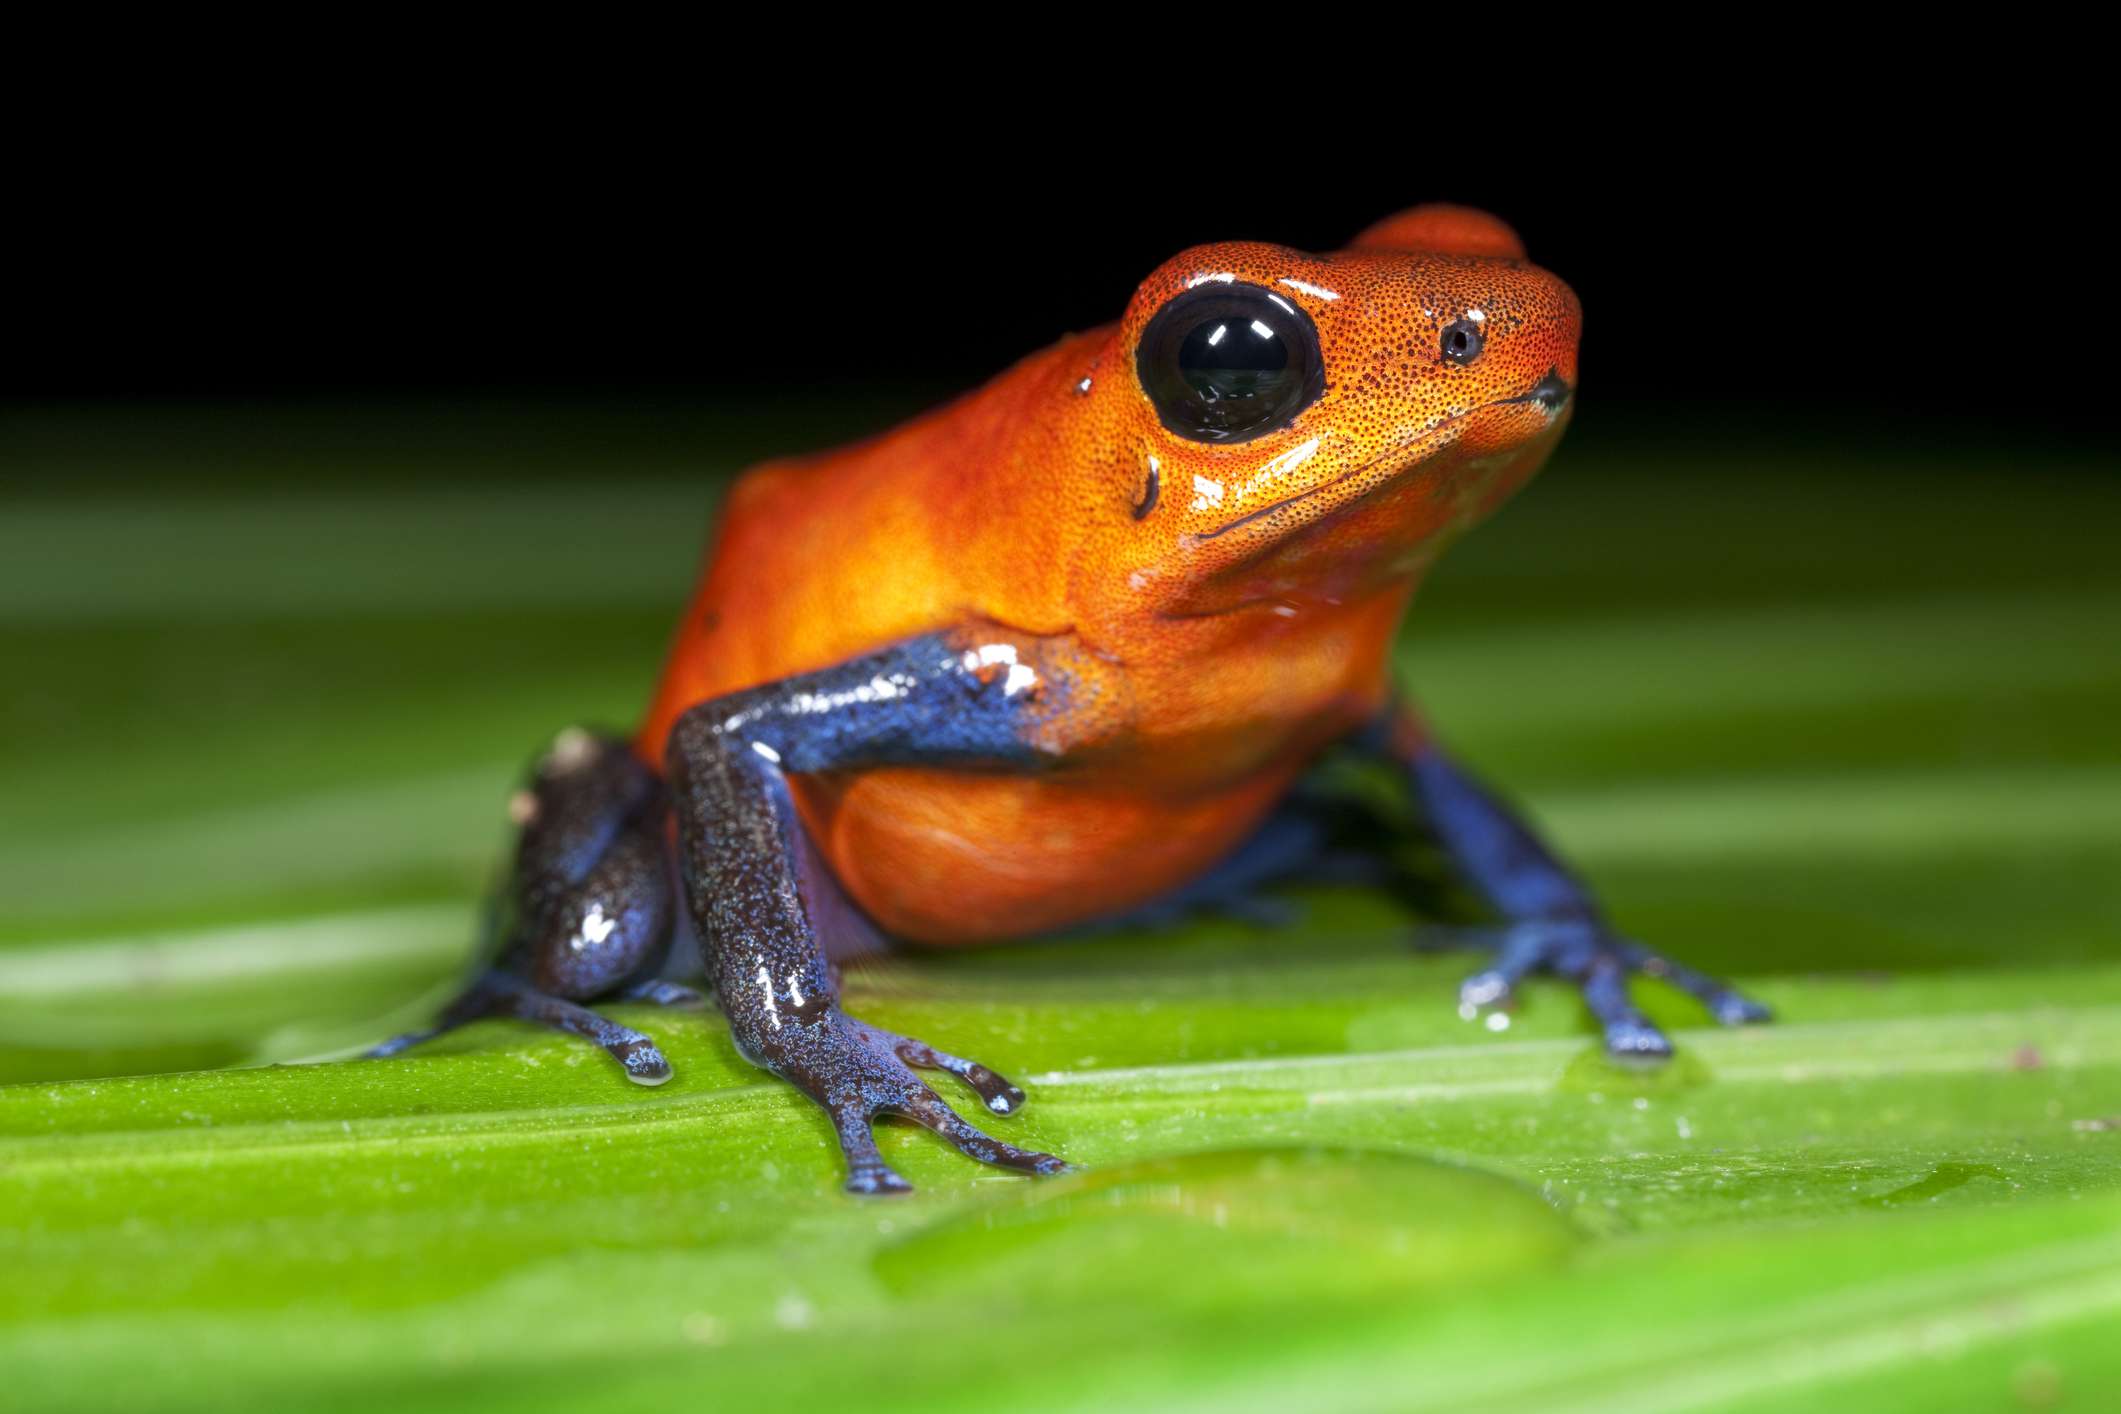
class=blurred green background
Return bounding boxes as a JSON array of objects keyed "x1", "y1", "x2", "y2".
[{"x1": 2, "y1": 395, "x2": 2118, "y2": 1412}]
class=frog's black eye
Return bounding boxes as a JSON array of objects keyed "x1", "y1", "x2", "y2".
[
  {"x1": 1136, "y1": 283, "x2": 1325, "y2": 443},
  {"x1": 1440, "y1": 318, "x2": 1485, "y2": 365}
]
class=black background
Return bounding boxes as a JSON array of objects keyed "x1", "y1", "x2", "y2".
[{"x1": 9, "y1": 117, "x2": 2113, "y2": 450}]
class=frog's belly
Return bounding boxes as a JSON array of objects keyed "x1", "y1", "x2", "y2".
[{"x1": 791, "y1": 765, "x2": 1301, "y2": 945}]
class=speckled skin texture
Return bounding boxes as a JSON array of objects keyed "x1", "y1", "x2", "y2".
[
  {"x1": 637, "y1": 205, "x2": 1579, "y2": 945},
  {"x1": 377, "y1": 207, "x2": 1771, "y2": 1192},
  {"x1": 664, "y1": 636, "x2": 1073, "y2": 1192}
]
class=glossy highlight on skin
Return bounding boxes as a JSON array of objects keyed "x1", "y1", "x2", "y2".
[
  {"x1": 637, "y1": 204, "x2": 1580, "y2": 944},
  {"x1": 374, "y1": 205, "x2": 1772, "y2": 1194}
]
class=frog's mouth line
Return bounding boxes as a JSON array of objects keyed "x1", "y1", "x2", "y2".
[{"x1": 1192, "y1": 368, "x2": 1570, "y2": 543}]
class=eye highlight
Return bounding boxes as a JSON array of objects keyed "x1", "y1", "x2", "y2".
[
  {"x1": 1440, "y1": 318, "x2": 1485, "y2": 365},
  {"x1": 1136, "y1": 284, "x2": 1325, "y2": 443}
]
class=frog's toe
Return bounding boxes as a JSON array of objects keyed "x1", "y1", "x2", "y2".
[
  {"x1": 831, "y1": 1107, "x2": 916, "y2": 1196},
  {"x1": 1712, "y1": 993, "x2": 1774, "y2": 1026},
  {"x1": 369, "y1": 970, "x2": 682, "y2": 1086},
  {"x1": 361, "y1": 975, "x2": 504, "y2": 1061},
  {"x1": 616, "y1": 1036, "x2": 674, "y2": 1085},
  {"x1": 845, "y1": 1163, "x2": 916, "y2": 1198},
  {"x1": 364, "y1": 1028, "x2": 439, "y2": 1060},
  {"x1": 882, "y1": 1031, "x2": 1027, "y2": 1116},
  {"x1": 823, "y1": 1074, "x2": 1062, "y2": 1196},
  {"x1": 891, "y1": 1088, "x2": 1070, "y2": 1177},
  {"x1": 1453, "y1": 919, "x2": 1562, "y2": 1017},
  {"x1": 1580, "y1": 955, "x2": 1674, "y2": 1058},
  {"x1": 1624, "y1": 943, "x2": 1772, "y2": 1026},
  {"x1": 1450, "y1": 920, "x2": 1766, "y2": 1056},
  {"x1": 810, "y1": 1016, "x2": 1068, "y2": 1194}
]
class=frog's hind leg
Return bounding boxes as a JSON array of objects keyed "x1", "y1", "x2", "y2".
[
  {"x1": 1095, "y1": 789, "x2": 1393, "y2": 933},
  {"x1": 1350, "y1": 705, "x2": 1770, "y2": 1056},
  {"x1": 365, "y1": 727, "x2": 681, "y2": 1085}
]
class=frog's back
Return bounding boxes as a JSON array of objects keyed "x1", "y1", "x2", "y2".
[
  {"x1": 630, "y1": 330, "x2": 1349, "y2": 944},
  {"x1": 636, "y1": 335, "x2": 1100, "y2": 758},
  {"x1": 629, "y1": 208, "x2": 1580, "y2": 946}
]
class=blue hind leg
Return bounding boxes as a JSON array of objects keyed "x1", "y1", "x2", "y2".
[
  {"x1": 1094, "y1": 792, "x2": 1390, "y2": 932},
  {"x1": 365, "y1": 727, "x2": 681, "y2": 1084}
]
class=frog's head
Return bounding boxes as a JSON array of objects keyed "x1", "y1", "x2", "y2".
[{"x1": 1084, "y1": 204, "x2": 1580, "y2": 615}]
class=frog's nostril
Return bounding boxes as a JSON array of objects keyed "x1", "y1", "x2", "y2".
[
  {"x1": 1496, "y1": 368, "x2": 1571, "y2": 412},
  {"x1": 1524, "y1": 368, "x2": 1571, "y2": 411}
]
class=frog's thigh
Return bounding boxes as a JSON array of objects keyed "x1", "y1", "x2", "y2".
[
  {"x1": 503, "y1": 728, "x2": 675, "y2": 998},
  {"x1": 365, "y1": 728, "x2": 682, "y2": 1087}
]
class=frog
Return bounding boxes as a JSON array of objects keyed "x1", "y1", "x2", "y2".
[{"x1": 369, "y1": 203, "x2": 1769, "y2": 1194}]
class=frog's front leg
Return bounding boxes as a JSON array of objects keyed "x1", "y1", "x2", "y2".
[
  {"x1": 1370, "y1": 707, "x2": 1770, "y2": 1056},
  {"x1": 667, "y1": 630, "x2": 1080, "y2": 1195},
  {"x1": 367, "y1": 728, "x2": 683, "y2": 1084}
]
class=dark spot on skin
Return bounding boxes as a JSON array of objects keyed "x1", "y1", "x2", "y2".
[
  {"x1": 1132, "y1": 462, "x2": 1159, "y2": 520},
  {"x1": 700, "y1": 609, "x2": 722, "y2": 634}
]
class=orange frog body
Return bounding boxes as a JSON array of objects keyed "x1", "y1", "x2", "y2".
[
  {"x1": 375, "y1": 205, "x2": 1770, "y2": 1194},
  {"x1": 640, "y1": 206, "x2": 1574, "y2": 943}
]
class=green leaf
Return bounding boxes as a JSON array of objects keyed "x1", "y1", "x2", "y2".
[{"x1": 5, "y1": 411, "x2": 2119, "y2": 1411}]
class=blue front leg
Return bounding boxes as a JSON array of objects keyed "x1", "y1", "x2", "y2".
[
  {"x1": 1380, "y1": 708, "x2": 1770, "y2": 1056},
  {"x1": 667, "y1": 630, "x2": 1082, "y2": 1194}
]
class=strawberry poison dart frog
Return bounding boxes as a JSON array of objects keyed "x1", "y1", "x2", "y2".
[{"x1": 372, "y1": 204, "x2": 1768, "y2": 1194}]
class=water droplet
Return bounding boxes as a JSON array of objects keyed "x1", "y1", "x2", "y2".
[{"x1": 873, "y1": 1146, "x2": 1579, "y2": 1302}]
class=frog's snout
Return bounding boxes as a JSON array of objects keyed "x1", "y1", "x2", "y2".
[{"x1": 1494, "y1": 366, "x2": 1571, "y2": 415}]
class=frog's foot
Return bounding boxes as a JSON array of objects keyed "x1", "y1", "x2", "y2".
[
  {"x1": 366, "y1": 970, "x2": 675, "y2": 1086},
  {"x1": 1453, "y1": 919, "x2": 1770, "y2": 1057},
  {"x1": 772, "y1": 1009, "x2": 1067, "y2": 1195}
]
